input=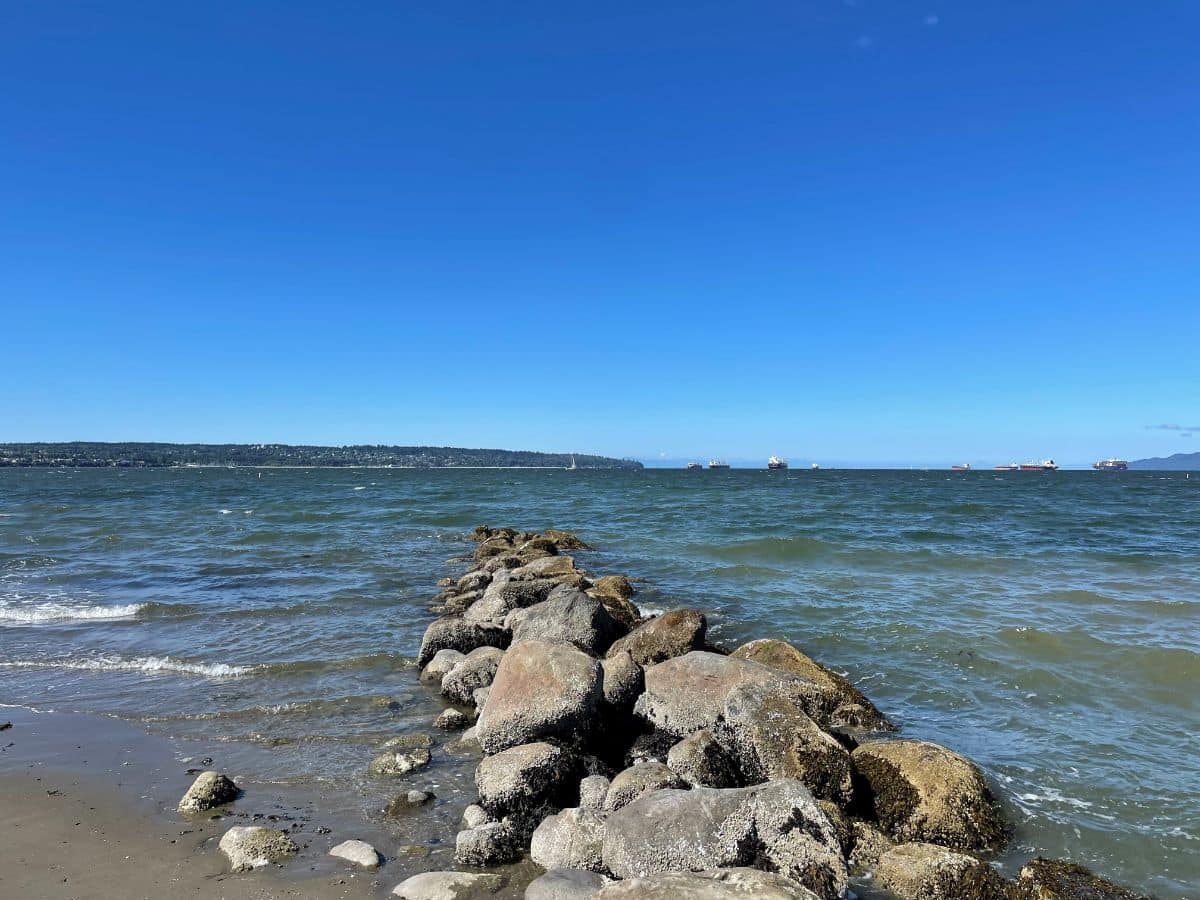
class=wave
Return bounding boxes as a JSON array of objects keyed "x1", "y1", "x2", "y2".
[
  {"x1": 0, "y1": 655, "x2": 254, "y2": 678},
  {"x1": 0, "y1": 601, "x2": 147, "y2": 624},
  {"x1": 707, "y1": 536, "x2": 834, "y2": 563}
]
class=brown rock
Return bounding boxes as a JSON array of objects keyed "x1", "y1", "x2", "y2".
[
  {"x1": 606, "y1": 609, "x2": 706, "y2": 667},
  {"x1": 1014, "y1": 858, "x2": 1150, "y2": 900},
  {"x1": 875, "y1": 842, "x2": 1012, "y2": 899}
]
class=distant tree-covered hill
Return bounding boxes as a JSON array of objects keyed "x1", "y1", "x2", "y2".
[
  {"x1": 0, "y1": 442, "x2": 642, "y2": 470},
  {"x1": 1129, "y1": 451, "x2": 1200, "y2": 470}
]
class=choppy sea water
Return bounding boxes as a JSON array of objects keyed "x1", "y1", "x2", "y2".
[{"x1": 1, "y1": 467, "x2": 1196, "y2": 896}]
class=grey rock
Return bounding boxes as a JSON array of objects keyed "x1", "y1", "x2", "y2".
[
  {"x1": 507, "y1": 590, "x2": 627, "y2": 656},
  {"x1": 512, "y1": 555, "x2": 579, "y2": 579},
  {"x1": 475, "y1": 741, "x2": 576, "y2": 818},
  {"x1": 455, "y1": 821, "x2": 521, "y2": 865},
  {"x1": 600, "y1": 780, "x2": 847, "y2": 900},
  {"x1": 666, "y1": 730, "x2": 739, "y2": 788},
  {"x1": 851, "y1": 740, "x2": 1006, "y2": 851},
  {"x1": 368, "y1": 748, "x2": 431, "y2": 777},
  {"x1": 462, "y1": 803, "x2": 492, "y2": 829},
  {"x1": 473, "y1": 685, "x2": 491, "y2": 709},
  {"x1": 441, "y1": 646, "x2": 505, "y2": 704},
  {"x1": 218, "y1": 825, "x2": 299, "y2": 872},
  {"x1": 531, "y1": 807, "x2": 610, "y2": 873},
  {"x1": 578, "y1": 775, "x2": 611, "y2": 811},
  {"x1": 476, "y1": 640, "x2": 603, "y2": 754},
  {"x1": 391, "y1": 871, "x2": 506, "y2": 899},
  {"x1": 601, "y1": 651, "x2": 643, "y2": 711},
  {"x1": 604, "y1": 762, "x2": 686, "y2": 811},
  {"x1": 595, "y1": 868, "x2": 820, "y2": 899},
  {"x1": 329, "y1": 839, "x2": 382, "y2": 868},
  {"x1": 380, "y1": 733, "x2": 434, "y2": 750},
  {"x1": 421, "y1": 648, "x2": 467, "y2": 684},
  {"x1": 526, "y1": 869, "x2": 613, "y2": 900},
  {"x1": 178, "y1": 771, "x2": 239, "y2": 812},
  {"x1": 385, "y1": 790, "x2": 435, "y2": 815},
  {"x1": 876, "y1": 842, "x2": 1012, "y2": 899},
  {"x1": 417, "y1": 616, "x2": 508, "y2": 668},
  {"x1": 458, "y1": 570, "x2": 493, "y2": 594},
  {"x1": 605, "y1": 609, "x2": 706, "y2": 666},
  {"x1": 466, "y1": 578, "x2": 562, "y2": 624},
  {"x1": 714, "y1": 681, "x2": 852, "y2": 804}
]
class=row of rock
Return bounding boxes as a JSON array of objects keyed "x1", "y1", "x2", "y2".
[{"x1": 401, "y1": 525, "x2": 1150, "y2": 900}]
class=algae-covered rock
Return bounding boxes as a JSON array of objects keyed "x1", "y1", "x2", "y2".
[
  {"x1": 731, "y1": 638, "x2": 891, "y2": 730},
  {"x1": 476, "y1": 640, "x2": 603, "y2": 753},
  {"x1": 606, "y1": 609, "x2": 706, "y2": 666},
  {"x1": 544, "y1": 529, "x2": 592, "y2": 550},
  {"x1": 368, "y1": 748, "x2": 431, "y2": 777},
  {"x1": 507, "y1": 589, "x2": 627, "y2": 656},
  {"x1": 876, "y1": 842, "x2": 1012, "y2": 899},
  {"x1": 1014, "y1": 858, "x2": 1150, "y2": 900},
  {"x1": 851, "y1": 740, "x2": 1006, "y2": 851},
  {"x1": 455, "y1": 821, "x2": 520, "y2": 865},
  {"x1": 178, "y1": 771, "x2": 239, "y2": 812},
  {"x1": 715, "y1": 681, "x2": 852, "y2": 804},
  {"x1": 218, "y1": 825, "x2": 298, "y2": 871}
]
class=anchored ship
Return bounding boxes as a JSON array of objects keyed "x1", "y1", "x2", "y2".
[
  {"x1": 994, "y1": 463, "x2": 1019, "y2": 471},
  {"x1": 1093, "y1": 458, "x2": 1129, "y2": 471},
  {"x1": 708, "y1": 459, "x2": 731, "y2": 469},
  {"x1": 1019, "y1": 459, "x2": 1059, "y2": 471},
  {"x1": 686, "y1": 462, "x2": 703, "y2": 470},
  {"x1": 768, "y1": 456, "x2": 788, "y2": 470},
  {"x1": 952, "y1": 463, "x2": 972, "y2": 471}
]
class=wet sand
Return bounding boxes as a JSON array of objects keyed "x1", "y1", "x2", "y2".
[{"x1": 0, "y1": 706, "x2": 384, "y2": 900}]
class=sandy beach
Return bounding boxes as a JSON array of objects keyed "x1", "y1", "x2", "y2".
[{"x1": 0, "y1": 706, "x2": 382, "y2": 900}]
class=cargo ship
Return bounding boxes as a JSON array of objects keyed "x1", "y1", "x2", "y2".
[
  {"x1": 1019, "y1": 459, "x2": 1059, "y2": 471},
  {"x1": 951, "y1": 463, "x2": 972, "y2": 471},
  {"x1": 708, "y1": 459, "x2": 731, "y2": 469},
  {"x1": 994, "y1": 463, "x2": 1019, "y2": 471},
  {"x1": 1093, "y1": 458, "x2": 1129, "y2": 471},
  {"x1": 686, "y1": 462, "x2": 703, "y2": 470},
  {"x1": 768, "y1": 455, "x2": 788, "y2": 470}
]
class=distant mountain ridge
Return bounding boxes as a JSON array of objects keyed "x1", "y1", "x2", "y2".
[
  {"x1": 0, "y1": 442, "x2": 642, "y2": 470},
  {"x1": 1129, "y1": 451, "x2": 1200, "y2": 470}
]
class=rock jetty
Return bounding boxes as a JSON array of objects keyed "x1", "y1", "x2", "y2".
[{"x1": 406, "y1": 525, "x2": 1151, "y2": 900}]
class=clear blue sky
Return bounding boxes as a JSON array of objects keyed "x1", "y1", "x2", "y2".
[{"x1": 3, "y1": 2, "x2": 1197, "y2": 466}]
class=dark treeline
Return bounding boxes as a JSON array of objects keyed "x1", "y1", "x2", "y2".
[{"x1": 0, "y1": 442, "x2": 643, "y2": 470}]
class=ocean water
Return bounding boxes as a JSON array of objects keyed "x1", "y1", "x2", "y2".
[{"x1": 0, "y1": 467, "x2": 1196, "y2": 896}]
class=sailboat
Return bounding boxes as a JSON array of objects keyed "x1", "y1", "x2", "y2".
[{"x1": 566, "y1": 455, "x2": 577, "y2": 470}]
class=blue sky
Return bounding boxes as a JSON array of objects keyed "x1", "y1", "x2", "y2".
[{"x1": 2, "y1": 1, "x2": 1197, "y2": 466}]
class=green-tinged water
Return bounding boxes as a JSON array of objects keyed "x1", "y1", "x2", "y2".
[{"x1": 1, "y1": 468, "x2": 1196, "y2": 895}]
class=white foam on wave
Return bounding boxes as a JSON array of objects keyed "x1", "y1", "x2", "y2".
[
  {"x1": 0, "y1": 655, "x2": 254, "y2": 678},
  {"x1": 0, "y1": 601, "x2": 146, "y2": 624}
]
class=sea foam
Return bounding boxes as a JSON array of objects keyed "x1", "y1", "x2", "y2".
[
  {"x1": 0, "y1": 601, "x2": 146, "y2": 624},
  {"x1": 0, "y1": 655, "x2": 253, "y2": 678}
]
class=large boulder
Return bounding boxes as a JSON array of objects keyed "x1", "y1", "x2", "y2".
[
  {"x1": 731, "y1": 639, "x2": 891, "y2": 730},
  {"x1": 526, "y1": 869, "x2": 614, "y2": 900},
  {"x1": 606, "y1": 609, "x2": 706, "y2": 666},
  {"x1": 604, "y1": 762, "x2": 687, "y2": 811},
  {"x1": 475, "y1": 742, "x2": 576, "y2": 818},
  {"x1": 601, "y1": 651, "x2": 644, "y2": 711},
  {"x1": 595, "y1": 868, "x2": 820, "y2": 899},
  {"x1": 465, "y1": 578, "x2": 561, "y2": 624},
  {"x1": 875, "y1": 842, "x2": 1012, "y2": 899},
  {"x1": 507, "y1": 590, "x2": 627, "y2": 656},
  {"x1": 417, "y1": 616, "x2": 508, "y2": 668},
  {"x1": 178, "y1": 771, "x2": 239, "y2": 812},
  {"x1": 441, "y1": 646, "x2": 505, "y2": 704},
  {"x1": 634, "y1": 651, "x2": 823, "y2": 739},
  {"x1": 544, "y1": 529, "x2": 591, "y2": 550},
  {"x1": 1013, "y1": 858, "x2": 1150, "y2": 900},
  {"x1": 715, "y1": 681, "x2": 852, "y2": 804},
  {"x1": 530, "y1": 807, "x2": 610, "y2": 873},
  {"x1": 476, "y1": 640, "x2": 604, "y2": 753},
  {"x1": 601, "y1": 780, "x2": 847, "y2": 900},
  {"x1": 666, "y1": 730, "x2": 739, "y2": 788},
  {"x1": 851, "y1": 740, "x2": 1006, "y2": 851},
  {"x1": 589, "y1": 576, "x2": 642, "y2": 630},
  {"x1": 391, "y1": 871, "x2": 506, "y2": 899},
  {"x1": 218, "y1": 826, "x2": 298, "y2": 872},
  {"x1": 420, "y1": 648, "x2": 467, "y2": 684}
]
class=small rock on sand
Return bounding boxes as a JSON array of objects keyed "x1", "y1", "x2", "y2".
[
  {"x1": 218, "y1": 825, "x2": 299, "y2": 872},
  {"x1": 178, "y1": 771, "x2": 239, "y2": 812},
  {"x1": 329, "y1": 838, "x2": 382, "y2": 868}
]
